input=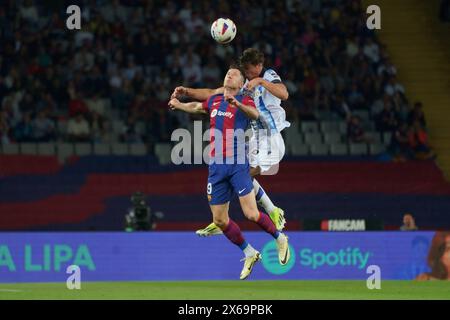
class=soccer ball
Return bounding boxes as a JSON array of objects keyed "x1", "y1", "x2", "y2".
[{"x1": 210, "y1": 18, "x2": 237, "y2": 44}]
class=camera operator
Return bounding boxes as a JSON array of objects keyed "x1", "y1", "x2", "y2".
[{"x1": 125, "y1": 192, "x2": 163, "y2": 231}]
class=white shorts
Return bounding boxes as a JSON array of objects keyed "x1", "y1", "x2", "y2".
[{"x1": 249, "y1": 132, "x2": 285, "y2": 174}]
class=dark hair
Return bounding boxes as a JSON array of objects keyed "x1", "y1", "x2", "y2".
[
  {"x1": 426, "y1": 232, "x2": 450, "y2": 279},
  {"x1": 239, "y1": 48, "x2": 265, "y2": 67}
]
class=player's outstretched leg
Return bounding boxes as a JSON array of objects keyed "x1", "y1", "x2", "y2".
[
  {"x1": 195, "y1": 178, "x2": 286, "y2": 237},
  {"x1": 195, "y1": 222, "x2": 223, "y2": 237},
  {"x1": 218, "y1": 219, "x2": 261, "y2": 280},
  {"x1": 253, "y1": 211, "x2": 290, "y2": 265},
  {"x1": 239, "y1": 192, "x2": 290, "y2": 265},
  {"x1": 253, "y1": 179, "x2": 286, "y2": 231}
]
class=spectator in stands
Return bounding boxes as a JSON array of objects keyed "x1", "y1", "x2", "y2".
[
  {"x1": 121, "y1": 115, "x2": 142, "y2": 143},
  {"x1": 346, "y1": 83, "x2": 365, "y2": 110},
  {"x1": 202, "y1": 59, "x2": 221, "y2": 87},
  {"x1": 182, "y1": 56, "x2": 202, "y2": 87},
  {"x1": 0, "y1": 0, "x2": 430, "y2": 162},
  {"x1": 392, "y1": 92, "x2": 410, "y2": 123},
  {"x1": 347, "y1": 115, "x2": 372, "y2": 144},
  {"x1": 67, "y1": 113, "x2": 90, "y2": 142},
  {"x1": 85, "y1": 93, "x2": 106, "y2": 116},
  {"x1": 384, "y1": 75, "x2": 405, "y2": 97},
  {"x1": 32, "y1": 110, "x2": 55, "y2": 142},
  {"x1": 408, "y1": 120, "x2": 435, "y2": 160},
  {"x1": 388, "y1": 122, "x2": 413, "y2": 160},
  {"x1": 408, "y1": 101, "x2": 426, "y2": 127},
  {"x1": 0, "y1": 110, "x2": 10, "y2": 144},
  {"x1": 330, "y1": 94, "x2": 351, "y2": 119},
  {"x1": 377, "y1": 102, "x2": 399, "y2": 132},
  {"x1": 13, "y1": 112, "x2": 33, "y2": 142},
  {"x1": 68, "y1": 87, "x2": 89, "y2": 118},
  {"x1": 400, "y1": 213, "x2": 419, "y2": 231},
  {"x1": 90, "y1": 111, "x2": 105, "y2": 143}
]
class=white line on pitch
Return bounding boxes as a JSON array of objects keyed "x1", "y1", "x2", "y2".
[{"x1": 0, "y1": 289, "x2": 23, "y2": 292}]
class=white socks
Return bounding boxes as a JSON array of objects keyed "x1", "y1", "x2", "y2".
[
  {"x1": 253, "y1": 179, "x2": 276, "y2": 214},
  {"x1": 276, "y1": 233, "x2": 287, "y2": 245},
  {"x1": 243, "y1": 243, "x2": 258, "y2": 258}
]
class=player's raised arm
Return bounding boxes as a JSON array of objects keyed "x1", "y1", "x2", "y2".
[
  {"x1": 168, "y1": 98, "x2": 207, "y2": 114},
  {"x1": 259, "y1": 80, "x2": 289, "y2": 101},
  {"x1": 171, "y1": 86, "x2": 224, "y2": 101},
  {"x1": 245, "y1": 77, "x2": 289, "y2": 101}
]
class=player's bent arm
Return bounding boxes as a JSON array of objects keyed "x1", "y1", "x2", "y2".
[
  {"x1": 260, "y1": 80, "x2": 289, "y2": 101},
  {"x1": 169, "y1": 99, "x2": 207, "y2": 114},
  {"x1": 186, "y1": 87, "x2": 224, "y2": 101},
  {"x1": 238, "y1": 103, "x2": 259, "y2": 120},
  {"x1": 226, "y1": 96, "x2": 259, "y2": 120}
]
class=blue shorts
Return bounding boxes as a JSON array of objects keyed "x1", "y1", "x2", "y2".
[{"x1": 207, "y1": 163, "x2": 254, "y2": 205}]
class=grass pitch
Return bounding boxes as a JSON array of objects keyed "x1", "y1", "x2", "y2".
[{"x1": 0, "y1": 281, "x2": 449, "y2": 300}]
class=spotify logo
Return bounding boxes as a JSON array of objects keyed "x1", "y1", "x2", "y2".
[{"x1": 261, "y1": 241, "x2": 296, "y2": 275}]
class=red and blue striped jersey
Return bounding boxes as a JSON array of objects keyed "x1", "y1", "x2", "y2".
[{"x1": 202, "y1": 94, "x2": 256, "y2": 161}]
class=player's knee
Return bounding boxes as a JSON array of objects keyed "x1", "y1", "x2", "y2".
[
  {"x1": 213, "y1": 216, "x2": 229, "y2": 229},
  {"x1": 243, "y1": 209, "x2": 259, "y2": 222}
]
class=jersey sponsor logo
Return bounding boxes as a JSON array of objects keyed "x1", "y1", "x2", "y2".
[{"x1": 211, "y1": 109, "x2": 234, "y2": 119}]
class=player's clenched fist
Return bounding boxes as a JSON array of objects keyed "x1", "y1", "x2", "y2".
[
  {"x1": 224, "y1": 94, "x2": 239, "y2": 107},
  {"x1": 168, "y1": 98, "x2": 181, "y2": 110},
  {"x1": 170, "y1": 86, "x2": 187, "y2": 99}
]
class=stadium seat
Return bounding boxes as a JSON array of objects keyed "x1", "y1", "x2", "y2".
[
  {"x1": 369, "y1": 143, "x2": 387, "y2": 155},
  {"x1": 366, "y1": 122, "x2": 377, "y2": 131},
  {"x1": 57, "y1": 143, "x2": 74, "y2": 162},
  {"x1": 349, "y1": 143, "x2": 368, "y2": 155},
  {"x1": 20, "y1": 143, "x2": 38, "y2": 155},
  {"x1": 339, "y1": 122, "x2": 348, "y2": 135},
  {"x1": 154, "y1": 143, "x2": 173, "y2": 165},
  {"x1": 304, "y1": 132, "x2": 322, "y2": 144},
  {"x1": 323, "y1": 132, "x2": 341, "y2": 144},
  {"x1": 310, "y1": 143, "x2": 329, "y2": 156},
  {"x1": 57, "y1": 120, "x2": 67, "y2": 135},
  {"x1": 111, "y1": 143, "x2": 129, "y2": 155},
  {"x1": 291, "y1": 143, "x2": 309, "y2": 156},
  {"x1": 130, "y1": 143, "x2": 148, "y2": 156},
  {"x1": 383, "y1": 132, "x2": 393, "y2": 145},
  {"x1": 289, "y1": 122, "x2": 300, "y2": 133},
  {"x1": 135, "y1": 122, "x2": 147, "y2": 136},
  {"x1": 37, "y1": 143, "x2": 56, "y2": 156},
  {"x1": 314, "y1": 111, "x2": 337, "y2": 121},
  {"x1": 74, "y1": 143, "x2": 92, "y2": 156},
  {"x1": 365, "y1": 132, "x2": 382, "y2": 144},
  {"x1": 112, "y1": 120, "x2": 125, "y2": 135},
  {"x1": 352, "y1": 110, "x2": 370, "y2": 120},
  {"x1": 1, "y1": 143, "x2": 19, "y2": 154},
  {"x1": 320, "y1": 121, "x2": 340, "y2": 133},
  {"x1": 93, "y1": 144, "x2": 111, "y2": 155},
  {"x1": 330, "y1": 143, "x2": 348, "y2": 155},
  {"x1": 300, "y1": 122, "x2": 319, "y2": 133},
  {"x1": 284, "y1": 128, "x2": 303, "y2": 146}
]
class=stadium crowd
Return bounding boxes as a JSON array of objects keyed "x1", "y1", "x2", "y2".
[{"x1": 0, "y1": 0, "x2": 433, "y2": 160}]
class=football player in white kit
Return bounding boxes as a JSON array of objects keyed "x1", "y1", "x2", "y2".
[{"x1": 171, "y1": 48, "x2": 290, "y2": 236}]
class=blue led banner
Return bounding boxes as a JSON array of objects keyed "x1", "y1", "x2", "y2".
[{"x1": 0, "y1": 232, "x2": 443, "y2": 283}]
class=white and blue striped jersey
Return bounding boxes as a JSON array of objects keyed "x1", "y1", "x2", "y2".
[{"x1": 243, "y1": 68, "x2": 290, "y2": 134}]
